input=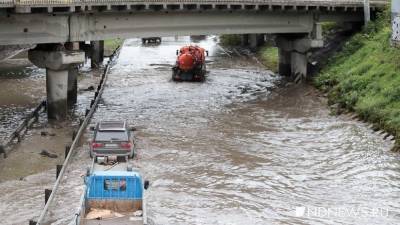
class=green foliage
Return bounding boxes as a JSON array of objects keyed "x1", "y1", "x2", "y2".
[
  {"x1": 104, "y1": 39, "x2": 124, "y2": 52},
  {"x1": 219, "y1": 34, "x2": 242, "y2": 46},
  {"x1": 258, "y1": 46, "x2": 278, "y2": 72},
  {"x1": 321, "y1": 22, "x2": 339, "y2": 35},
  {"x1": 314, "y1": 9, "x2": 400, "y2": 146}
]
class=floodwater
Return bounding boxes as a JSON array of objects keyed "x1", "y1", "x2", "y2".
[{"x1": 1, "y1": 36, "x2": 400, "y2": 225}]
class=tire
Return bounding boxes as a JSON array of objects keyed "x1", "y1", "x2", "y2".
[{"x1": 172, "y1": 69, "x2": 179, "y2": 81}]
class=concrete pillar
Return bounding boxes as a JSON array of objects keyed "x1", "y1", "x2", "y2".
[
  {"x1": 90, "y1": 40, "x2": 104, "y2": 68},
  {"x1": 99, "y1": 40, "x2": 104, "y2": 63},
  {"x1": 46, "y1": 69, "x2": 68, "y2": 120},
  {"x1": 240, "y1": 34, "x2": 249, "y2": 46},
  {"x1": 276, "y1": 35, "x2": 311, "y2": 82},
  {"x1": 249, "y1": 34, "x2": 266, "y2": 51},
  {"x1": 291, "y1": 52, "x2": 308, "y2": 83},
  {"x1": 28, "y1": 45, "x2": 84, "y2": 120},
  {"x1": 257, "y1": 34, "x2": 265, "y2": 46},
  {"x1": 249, "y1": 34, "x2": 258, "y2": 50},
  {"x1": 278, "y1": 48, "x2": 292, "y2": 77},
  {"x1": 79, "y1": 41, "x2": 89, "y2": 59},
  {"x1": 67, "y1": 66, "x2": 78, "y2": 107},
  {"x1": 392, "y1": 0, "x2": 400, "y2": 46},
  {"x1": 64, "y1": 42, "x2": 79, "y2": 107}
]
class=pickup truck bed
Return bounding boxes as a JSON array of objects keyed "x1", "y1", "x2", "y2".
[{"x1": 82, "y1": 215, "x2": 143, "y2": 225}]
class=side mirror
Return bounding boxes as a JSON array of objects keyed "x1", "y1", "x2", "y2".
[
  {"x1": 206, "y1": 50, "x2": 209, "y2": 56},
  {"x1": 176, "y1": 50, "x2": 179, "y2": 55},
  {"x1": 129, "y1": 126, "x2": 137, "y2": 131},
  {"x1": 144, "y1": 180, "x2": 150, "y2": 190}
]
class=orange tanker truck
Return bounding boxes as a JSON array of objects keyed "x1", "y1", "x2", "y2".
[{"x1": 172, "y1": 45, "x2": 208, "y2": 82}]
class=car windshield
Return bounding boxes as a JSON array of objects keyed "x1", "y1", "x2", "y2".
[{"x1": 95, "y1": 131, "x2": 129, "y2": 141}]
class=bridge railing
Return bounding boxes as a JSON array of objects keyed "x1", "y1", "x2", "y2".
[
  {"x1": 14, "y1": 0, "x2": 75, "y2": 5},
  {"x1": 6, "y1": 0, "x2": 389, "y2": 6},
  {"x1": 0, "y1": 0, "x2": 14, "y2": 7}
]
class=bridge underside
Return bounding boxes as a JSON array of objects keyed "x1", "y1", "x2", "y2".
[{"x1": 0, "y1": 11, "x2": 364, "y2": 45}]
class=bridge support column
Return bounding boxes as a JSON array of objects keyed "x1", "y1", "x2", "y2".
[
  {"x1": 278, "y1": 48, "x2": 292, "y2": 77},
  {"x1": 65, "y1": 42, "x2": 79, "y2": 107},
  {"x1": 28, "y1": 44, "x2": 84, "y2": 120},
  {"x1": 248, "y1": 34, "x2": 265, "y2": 51},
  {"x1": 67, "y1": 67, "x2": 78, "y2": 107},
  {"x1": 291, "y1": 52, "x2": 308, "y2": 83},
  {"x1": 240, "y1": 34, "x2": 249, "y2": 46},
  {"x1": 46, "y1": 69, "x2": 69, "y2": 120},
  {"x1": 276, "y1": 35, "x2": 313, "y2": 82},
  {"x1": 90, "y1": 40, "x2": 104, "y2": 68}
]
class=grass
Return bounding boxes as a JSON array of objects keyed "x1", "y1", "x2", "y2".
[
  {"x1": 104, "y1": 39, "x2": 124, "y2": 54},
  {"x1": 314, "y1": 8, "x2": 400, "y2": 149},
  {"x1": 258, "y1": 45, "x2": 278, "y2": 72}
]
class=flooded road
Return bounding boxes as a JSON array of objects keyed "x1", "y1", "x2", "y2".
[
  {"x1": 1, "y1": 36, "x2": 400, "y2": 225},
  {"x1": 94, "y1": 36, "x2": 400, "y2": 224}
]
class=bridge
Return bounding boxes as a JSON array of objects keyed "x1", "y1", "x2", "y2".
[
  {"x1": 0, "y1": 0, "x2": 388, "y2": 120},
  {"x1": 0, "y1": 0, "x2": 388, "y2": 45}
]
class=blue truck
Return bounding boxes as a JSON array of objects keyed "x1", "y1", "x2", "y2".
[{"x1": 74, "y1": 162, "x2": 149, "y2": 225}]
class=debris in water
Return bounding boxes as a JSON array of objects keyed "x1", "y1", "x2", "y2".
[
  {"x1": 40, "y1": 131, "x2": 56, "y2": 137},
  {"x1": 39, "y1": 149, "x2": 58, "y2": 158}
]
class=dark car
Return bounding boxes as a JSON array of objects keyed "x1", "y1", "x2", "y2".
[{"x1": 89, "y1": 121, "x2": 136, "y2": 159}]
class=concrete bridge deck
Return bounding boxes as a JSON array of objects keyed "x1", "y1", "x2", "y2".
[
  {"x1": 0, "y1": 0, "x2": 389, "y2": 13},
  {"x1": 0, "y1": 0, "x2": 389, "y2": 46}
]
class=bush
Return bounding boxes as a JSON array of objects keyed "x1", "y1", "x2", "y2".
[
  {"x1": 219, "y1": 34, "x2": 242, "y2": 46},
  {"x1": 258, "y1": 46, "x2": 278, "y2": 72}
]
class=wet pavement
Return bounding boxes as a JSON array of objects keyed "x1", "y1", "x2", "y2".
[{"x1": 0, "y1": 36, "x2": 399, "y2": 225}]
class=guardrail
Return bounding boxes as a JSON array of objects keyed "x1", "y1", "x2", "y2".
[
  {"x1": 0, "y1": 101, "x2": 46, "y2": 158},
  {"x1": 30, "y1": 46, "x2": 121, "y2": 225}
]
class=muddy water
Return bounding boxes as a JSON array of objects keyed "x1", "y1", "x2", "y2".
[
  {"x1": 1, "y1": 36, "x2": 400, "y2": 225},
  {"x1": 93, "y1": 37, "x2": 399, "y2": 224},
  {"x1": 0, "y1": 58, "x2": 104, "y2": 224}
]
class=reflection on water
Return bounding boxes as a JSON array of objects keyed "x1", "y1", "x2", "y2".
[{"x1": 0, "y1": 36, "x2": 399, "y2": 225}]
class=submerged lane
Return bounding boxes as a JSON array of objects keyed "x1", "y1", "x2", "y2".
[
  {"x1": 0, "y1": 36, "x2": 399, "y2": 225},
  {"x1": 91, "y1": 37, "x2": 399, "y2": 225}
]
